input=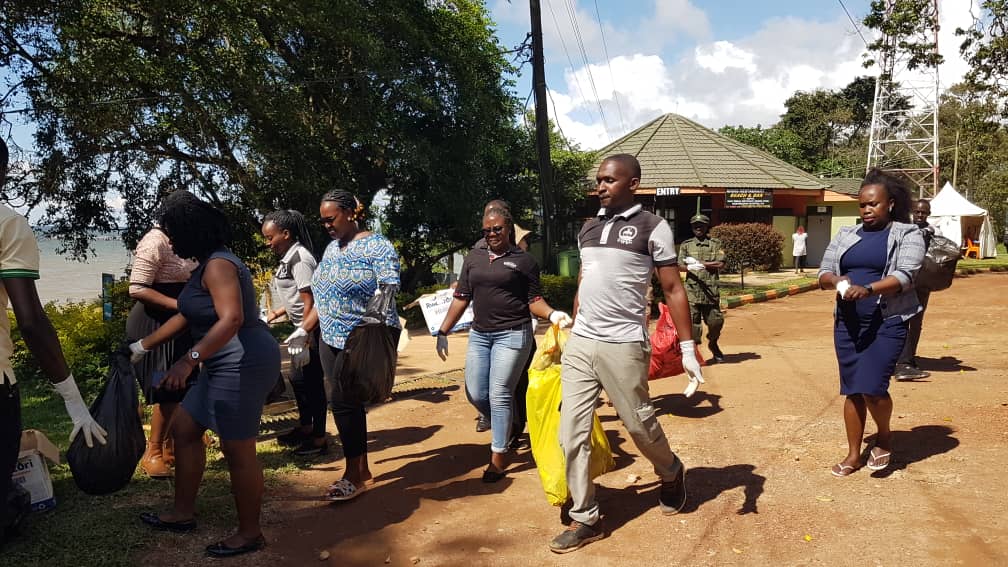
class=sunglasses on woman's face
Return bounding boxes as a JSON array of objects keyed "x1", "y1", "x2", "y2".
[{"x1": 481, "y1": 225, "x2": 505, "y2": 236}]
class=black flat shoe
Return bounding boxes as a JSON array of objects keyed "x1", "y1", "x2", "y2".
[
  {"x1": 205, "y1": 535, "x2": 266, "y2": 558},
  {"x1": 140, "y1": 511, "x2": 197, "y2": 533},
  {"x1": 482, "y1": 466, "x2": 506, "y2": 483}
]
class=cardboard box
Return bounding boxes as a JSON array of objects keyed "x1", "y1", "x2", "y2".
[{"x1": 11, "y1": 429, "x2": 61, "y2": 512}]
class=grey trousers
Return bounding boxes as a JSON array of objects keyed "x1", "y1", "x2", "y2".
[{"x1": 559, "y1": 334, "x2": 683, "y2": 526}]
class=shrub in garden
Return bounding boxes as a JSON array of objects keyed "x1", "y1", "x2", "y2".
[
  {"x1": 7, "y1": 279, "x2": 130, "y2": 396},
  {"x1": 709, "y1": 223, "x2": 784, "y2": 272},
  {"x1": 539, "y1": 274, "x2": 577, "y2": 313}
]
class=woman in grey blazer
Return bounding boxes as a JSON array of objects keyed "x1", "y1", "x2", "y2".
[{"x1": 817, "y1": 169, "x2": 925, "y2": 477}]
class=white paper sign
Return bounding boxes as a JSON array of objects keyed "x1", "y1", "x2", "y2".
[{"x1": 418, "y1": 289, "x2": 474, "y2": 336}]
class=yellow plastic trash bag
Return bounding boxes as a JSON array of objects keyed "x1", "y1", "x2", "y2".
[
  {"x1": 530, "y1": 321, "x2": 567, "y2": 371},
  {"x1": 527, "y1": 325, "x2": 615, "y2": 506}
]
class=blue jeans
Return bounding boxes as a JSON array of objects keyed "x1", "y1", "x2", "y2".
[{"x1": 464, "y1": 323, "x2": 533, "y2": 453}]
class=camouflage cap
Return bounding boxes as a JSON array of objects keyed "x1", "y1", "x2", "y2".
[{"x1": 690, "y1": 213, "x2": 710, "y2": 225}]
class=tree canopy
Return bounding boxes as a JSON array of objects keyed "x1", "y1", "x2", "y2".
[{"x1": 1, "y1": 0, "x2": 576, "y2": 290}]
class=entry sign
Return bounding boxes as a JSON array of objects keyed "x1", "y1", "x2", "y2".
[
  {"x1": 655, "y1": 187, "x2": 680, "y2": 196},
  {"x1": 725, "y1": 189, "x2": 773, "y2": 208}
]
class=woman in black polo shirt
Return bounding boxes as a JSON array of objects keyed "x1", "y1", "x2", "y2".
[{"x1": 437, "y1": 207, "x2": 570, "y2": 482}]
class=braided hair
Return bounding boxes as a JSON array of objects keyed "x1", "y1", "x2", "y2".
[
  {"x1": 263, "y1": 209, "x2": 316, "y2": 258},
  {"x1": 321, "y1": 189, "x2": 366, "y2": 223},
  {"x1": 484, "y1": 206, "x2": 517, "y2": 246}
]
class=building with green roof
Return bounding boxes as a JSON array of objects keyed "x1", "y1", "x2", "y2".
[{"x1": 579, "y1": 113, "x2": 861, "y2": 267}]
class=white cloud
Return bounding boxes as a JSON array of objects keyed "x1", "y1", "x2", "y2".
[{"x1": 695, "y1": 41, "x2": 756, "y2": 74}]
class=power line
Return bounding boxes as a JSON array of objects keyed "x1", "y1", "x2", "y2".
[
  {"x1": 544, "y1": 0, "x2": 595, "y2": 126},
  {"x1": 592, "y1": 0, "x2": 625, "y2": 134},
  {"x1": 837, "y1": 0, "x2": 871, "y2": 49},
  {"x1": 558, "y1": 0, "x2": 611, "y2": 139}
]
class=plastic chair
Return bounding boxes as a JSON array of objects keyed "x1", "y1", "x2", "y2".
[{"x1": 964, "y1": 238, "x2": 981, "y2": 259}]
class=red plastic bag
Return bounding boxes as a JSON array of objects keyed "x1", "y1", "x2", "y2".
[{"x1": 649, "y1": 303, "x2": 705, "y2": 380}]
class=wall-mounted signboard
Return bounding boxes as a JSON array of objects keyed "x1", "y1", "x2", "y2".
[
  {"x1": 725, "y1": 188, "x2": 773, "y2": 208},
  {"x1": 655, "y1": 187, "x2": 681, "y2": 196}
]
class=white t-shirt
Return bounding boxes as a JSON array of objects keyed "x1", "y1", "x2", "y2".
[{"x1": 792, "y1": 233, "x2": 808, "y2": 256}]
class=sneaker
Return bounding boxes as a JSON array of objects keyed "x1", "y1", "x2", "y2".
[
  {"x1": 276, "y1": 428, "x2": 307, "y2": 447},
  {"x1": 549, "y1": 521, "x2": 604, "y2": 554},
  {"x1": 476, "y1": 414, "x2": 491, "y2": 432},
  {"x1": 708, "y1": 342, "x2": 725, "y2": 363},
  {"x1": 894, "y1": 363, "x2": 930, "y2": 381},
  {"x1": 293, "y1": 438, "x2": 328, "y2": 457},
  {"x1": 658, "y1": 466, "x2": 687, "y2": 515}
]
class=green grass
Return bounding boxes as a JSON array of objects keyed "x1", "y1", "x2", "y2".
[{"x1": 4, "y1": 380, "x2": 309, "y2": 567}]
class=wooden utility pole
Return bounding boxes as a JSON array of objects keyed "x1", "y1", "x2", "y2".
[{"x1": 530, "y1": 0, "x2": 556, "y2": 272}]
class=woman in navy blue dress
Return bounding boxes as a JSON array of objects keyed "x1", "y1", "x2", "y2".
[
  {"x1": 131, "y1": 194, "x2": 280, "y2": 557},
  {"x1": 818, "y1": 169, "x2": 926, "y2": 477}
]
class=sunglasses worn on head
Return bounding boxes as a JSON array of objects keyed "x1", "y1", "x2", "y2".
[{"x1": 481, "y1": 226, "x2": 505, "y2": 235}]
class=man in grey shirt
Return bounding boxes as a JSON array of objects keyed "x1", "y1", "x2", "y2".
[{"x1": 549, "y1": 154, "x2": 704, "y2": 554}]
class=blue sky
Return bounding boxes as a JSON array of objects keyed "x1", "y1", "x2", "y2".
[{"x1": 489, "y1": 0, "x2": 974, "y2": 149}]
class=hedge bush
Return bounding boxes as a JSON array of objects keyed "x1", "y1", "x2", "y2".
[
  {"x1": 540, "y1": 274, "x2": 577, "y2": 313},
  {"x1": 709, "y1": 223, "x2": 784, "y2": 272},
  {"x1": 8, "y1": 279, "x2": 131, "y2": 396}
]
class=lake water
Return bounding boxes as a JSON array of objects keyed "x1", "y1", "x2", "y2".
[{"x1": 36, "y1": 236, "x2": 133, "y2": 304}]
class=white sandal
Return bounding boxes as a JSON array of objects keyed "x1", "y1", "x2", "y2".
[{"x1": 325, "y1": 479, "x2": 365, "y2": 502}]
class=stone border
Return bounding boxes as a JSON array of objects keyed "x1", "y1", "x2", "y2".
[{"x1": 721, "y1": 281, "x2": 820, "y2": 309}]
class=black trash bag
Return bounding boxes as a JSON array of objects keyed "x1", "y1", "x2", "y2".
[
  {"x1": 67, "y1": 352, "x2": 146, "y2": 495},
  {"x1": 2, "y1": 484, "x2": 31, "y2": 541},
  {"x1": 340, "y1": 284, "x2": 400, "y2": 405},
  {"x1": 917, "y1": 234, "x2": 961, "y2": 292}
]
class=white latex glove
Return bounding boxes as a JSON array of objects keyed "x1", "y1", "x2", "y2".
[
  {"x1": 679, "y1": 340, "x2": 705, "y2": 398},
  {"x1": 285, "y1": 326, "x2": 308, "y2": 357},
  {"x1": 436, "y1": 333, "x2": 449, "y2": 361},
  {"x1": 549, "y1": 310, "x2": 572, "y2": 329},
  {"x1": 129, "y1": 340, "x2": 148, "y2": 364},
  {"x1": 683, "y1": 256, "x2": 699, "y2": 265},
  {"x1": 53, "y1": 374, "x2": 107, "y2": 448},
  {"x1": 836, "y1": 279, "x2": 851, "y2": 300},
  {"x1": 687, "y1": 262, "x2": 706, "y2": 273},
  {"x1": 290, "y1": 348, "x2": 310, "y2": 369}
]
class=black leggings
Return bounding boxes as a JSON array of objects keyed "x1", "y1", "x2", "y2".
[
  {"x1": 319, "y1": 342, "x2": 367, "y2": 460},
  {"x1": 289, "y1": 330, "x2": 326, "y2": 438},
  {"x1": 1, "y1": 378, "x2": 22, "y2": 529}
]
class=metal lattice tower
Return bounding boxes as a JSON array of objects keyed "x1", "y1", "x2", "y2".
[{"x1": 866, "y1": 0, "x2": 940, "y2": 198}]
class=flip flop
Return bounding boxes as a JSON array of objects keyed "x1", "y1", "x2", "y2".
[
  {"x1": 325, "y1": 479, "x2": 366, "y2": 502},
  {"x1": 867, "y1": 448, "x2": 891, "y2": 471},
  {"x1": 831, "y1": 463, "x2": 859, "y2": 477}
]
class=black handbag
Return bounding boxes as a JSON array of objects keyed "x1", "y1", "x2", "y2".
[{"x1": 916, "y1": 233, "x2": 961, "y2": 292}]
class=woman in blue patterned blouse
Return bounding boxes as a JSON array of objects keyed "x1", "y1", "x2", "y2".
[{"x1": 306, "y1": 190, "x2": 401, "y2": 502}]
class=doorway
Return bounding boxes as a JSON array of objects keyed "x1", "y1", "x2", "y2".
[{"x1": 805, "y1": 207, "x2": 832, "y2": 267}]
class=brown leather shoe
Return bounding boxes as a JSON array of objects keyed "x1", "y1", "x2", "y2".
[{"x1": 141, "y1": 442, "x2": 172, "y2": 479}]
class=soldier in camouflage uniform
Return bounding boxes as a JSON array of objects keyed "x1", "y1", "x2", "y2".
[{"x1": 678, "y1": 214, "x2": 726, "y2": 362}]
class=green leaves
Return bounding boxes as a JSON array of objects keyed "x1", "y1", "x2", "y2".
[{"x1": 2, "y1": 0, "x2": 538, "y2": 288}]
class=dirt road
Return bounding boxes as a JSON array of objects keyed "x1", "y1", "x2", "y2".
[{"x1": 146, "y1": 273, "x2": 1008, "y2": 566}]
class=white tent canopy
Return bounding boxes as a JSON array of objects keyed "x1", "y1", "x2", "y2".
[{"x1": 927, "y1": 182, "x2": 997, "y2": 258}]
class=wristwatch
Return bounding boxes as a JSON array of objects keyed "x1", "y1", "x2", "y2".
[
  {"x1": 188, "y1": 350, "x2": 202, "y2": 364},
  {"x1": 864, "y1": 283, "x2": 875, "y2": 295},
  {"x1": 436, "y1": 329, "x2": 448, "y2": 337}
]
